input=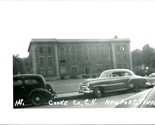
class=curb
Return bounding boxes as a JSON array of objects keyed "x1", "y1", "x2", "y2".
[{"x1": 53, "y1": 92, "x2": 84, "y2": 100}]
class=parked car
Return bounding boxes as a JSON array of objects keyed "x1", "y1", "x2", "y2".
[
  {"x1": 79, "y1": 69, "x2": 148, "y2": 98},
  {"x1": 114, "y1": 85, "x2": 155, "y2": 108},
  {"x1": 13, "y1": 74, "x2": 56, "y2": 107},
  {"x1": 146, "y1": 73, "x2": 155, "y2": 87}
]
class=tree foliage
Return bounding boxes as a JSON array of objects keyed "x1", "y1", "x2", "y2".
[
  {"x1": 13, "y1": 55, "x2": 31, "y2": 75},
  {"x1": 132, "y1": 44, "x2": 155, "y2": 76},
  {"x1": 142, "y1": 44, "x2": 155, "y2": 67},
  {"x1": 132, "y1": 49, "x2": 142, "y2": 68}
]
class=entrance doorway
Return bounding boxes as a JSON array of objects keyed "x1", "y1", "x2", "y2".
[{"x1": 84, "y1": 66, "x2": 90, "y2": 74}]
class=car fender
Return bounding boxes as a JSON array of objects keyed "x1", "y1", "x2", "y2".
[
  {"x1": 29, "y1": 88, "x2": 55, "y2": 100},
  {"x1": 93, "y1": 84, "x2": 105, "y2": 92},
  {"x1": 128, "y1": 77, "x2": 148, "y2": 88}
]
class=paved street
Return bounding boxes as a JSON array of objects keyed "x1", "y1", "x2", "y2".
[
  {"x1": 29, "y1": 90, "x2": 143, "y2": 108},
  {"x1": 24, "y1": 78, "x2": 149, "y2": 108}
]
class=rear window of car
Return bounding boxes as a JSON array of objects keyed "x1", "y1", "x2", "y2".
[
  {"x1": 13, "y1": 79, "x2": 23, "y2": 86},
  {"x1": 122, "y1": 71, "x2": 132, "y2": 76}
]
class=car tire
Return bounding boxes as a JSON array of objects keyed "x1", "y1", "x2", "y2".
[
  {"x1": 31, "y1": 93, "x2": 44, "y2": 106},
  {"x1": 93, "y1": 87, "x2": 103, "y2": 98},
  {"x1": 133, "y1": 87, "x2": 140, "y2": 92}
]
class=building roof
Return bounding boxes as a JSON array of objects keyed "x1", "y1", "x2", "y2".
[{"x1": 28, "y1": 38, "x2": 130, "y2": 52}]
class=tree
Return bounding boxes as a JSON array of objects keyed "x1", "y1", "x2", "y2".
[
  {"x1": 132, "y1": 49, "x2": 142, "y2": 68},
  {"x1": 13, "y1": 55, "x2": 23, "y2": 75},
  {"x1": 142, "y1": 44, "x2": 155, "y2": 67},
  {"x1": 13, "y1": 55, "x2": 31, "y2": 75}
]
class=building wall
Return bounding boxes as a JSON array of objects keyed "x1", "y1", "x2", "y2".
[{"x1": 28, "y1": 38, "x2": 132, "y2": 79}]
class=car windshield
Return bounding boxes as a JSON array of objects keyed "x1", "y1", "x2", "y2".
[{"x1": 99, "y1": 71, "x2": 109, "y2": 78}]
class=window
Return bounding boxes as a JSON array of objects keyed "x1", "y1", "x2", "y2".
[
  {"x1": 24, "y1": 77, "x2": 43, "y2": 88},
  {"x1": 25, "y1": 79, "x2": 38, "y2": 85},
  {"x1": 60, "y1": 67, "x2": 67, "y2": 75},
  {"x1": 59, "y1": 47, "x2": 66, "y2": 62},
  {"x1": 96, "y1": 64, "x2": 102, "y2": 72},
  {"x1": 105, "y1": 45, "x2": 110, "y2": 60},
  {"x1": 124, "y1": 63, "x2": 128, "y2": 68},
  {"x1": 118, "y1": 54, "x2": 121, "y2": 60},
  {"x1": 122, "y1": 71, "x2": 132, "y2": 76},
  {"x1": 70, "y1": 47, "x2": 77, "y2": 62},
  {"x1": 48, "y1": 68, "x2": 54, "y2": 75},
  {"x1": 95, "y1": 46, "x2": 101, "y2": 60},
  {"x1": 40, "y1": 69, "x2": 46, "y2": 76},
  {"x1": 13, "y1": 79, "x2": 23, "y2": 86},
  {"x1": 71, "y1": 67, "x2": 78, "y2": 74},
  {"x1": 83, "y1": 47, "x2": 89, "y2": 61},
  {"x1": 47, "y1": 57, "x2": 53, "y2": 65},
  {"x1": 40, "y1": 57, "x2": 44, "y2": 66},
  {"x1": 105, "y1": 65, "x2": 111, "y2": 70},
  {"x1": 124, "y1": 54, "x2": 127, "y2": 60},
  {"x1": 122, "y1": 46, "x2": 126, "y2": 51},
  {"x1": 39, "y1": 47, "x2": 43, "y2": 54},
  {"x1": 84, "y1": 66, "x2": 90, "y2": 74},
  {"x1": 112, "y1": 72, "x2": 122, "y2": 77},
  {"x1": 117, "y1": 64, "x2": 122, "y2": 68},
  {"x1": 117, "y1": 46, "x2": 121, "y2": 51},
  {"x1": 48, "y1": 47, "x2": 52, "y2": 53}
]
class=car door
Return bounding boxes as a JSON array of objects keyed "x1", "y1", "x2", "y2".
[
  {"x1": 13, "y1": 77, "x2": 26, "y2": 102},
  {"x1": 103, "y1": 71, "x2": 130, "y2": 92}
]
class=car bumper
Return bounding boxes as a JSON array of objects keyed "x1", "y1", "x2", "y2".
[
  {"x1": 79, "y1": 89, "x2": 93, "y2": 94},
  {"x1": 79, "y1": 85, "x2": 93, "y2": 94},
  {"x1": 145, "y1": 82, "x2": 155, "y2": 87}
]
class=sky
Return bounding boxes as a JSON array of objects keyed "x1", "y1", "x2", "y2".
[
  {"x1": 1, "y1": 1, "x2": 155, "y2": 124},
  {"x1": 1, "y1": 1, "x2": 155, "y2": 58}
]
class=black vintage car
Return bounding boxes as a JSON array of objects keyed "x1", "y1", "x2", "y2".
[
  {"x1": 13, "y1": 74, "x2": 56, "y2": 107},
  {"x1": 79, "y1": 69, "x2": 148, "y2": 98}
]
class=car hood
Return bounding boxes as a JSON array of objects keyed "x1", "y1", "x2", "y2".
[
  {"x1": 114, "y1": 88, "x2": 152, "y2": 108},
  {"x1": 83, "y1": 78, "x2": 106, "y2": 85}
]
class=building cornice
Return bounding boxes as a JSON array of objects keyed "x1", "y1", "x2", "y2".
[{"x1": 28, "y1": 38, "x2": 130, "y2": 52}]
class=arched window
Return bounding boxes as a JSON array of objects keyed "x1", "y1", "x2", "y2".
[
  {"x1": 95, "y1": 46, "x2": 101, "y2": 60},
  {"x1": 70, "y1": 47, "x2": 77, "y2": 62},
  {"x1": 83, "y1": 47, "x2": 89, "y2": 61},
  {"x1": 59, "y1": 47, "x2": 66, "y2": 62}
]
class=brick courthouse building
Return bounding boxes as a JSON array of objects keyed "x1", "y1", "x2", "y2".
[{"x1": 28, "y1": 37, "x2": 132, "y2": 80}]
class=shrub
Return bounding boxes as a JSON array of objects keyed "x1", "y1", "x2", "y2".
[
  {"x1": 82, "y1": 74, "x2": 90, "y2": 78},
  {"x1": 146, "y1": 68, "x2": 155, "y2": 76},
  {"x1": 134, "y1": 69, "x2": 146, "y2": 76}
]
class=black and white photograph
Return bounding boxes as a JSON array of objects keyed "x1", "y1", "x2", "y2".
[{"x1": 1, "y1": 0, "x2": 155, "y2": 124}]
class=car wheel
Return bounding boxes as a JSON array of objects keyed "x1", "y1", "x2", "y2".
[
  {"x1": 133, "y1": 87, "x2": 140, "y2": 92},
  {"x1": 31, "y1": 93, "x2": 44, "y2": 106},
  {"x1": 93, "y1": 87, "x2": 103, "y2": 98}
]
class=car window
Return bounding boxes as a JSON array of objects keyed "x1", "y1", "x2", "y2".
[
  {"x1": 99, "y1": 72, "x2": 109, "y2": 78},
  {"x1": 25, "y1": 79, "x2": 39, "y2": 85},
  {"x1": 122, "y1": 71, "x2": 132, "y2": 77},
  {"x1": 13, "y1": 79, "x2": 23, "y2": 86},
  {"x1": 112, "y1": 72, "x2": 122, "y2": 77},
  {"x1": 24, "y1": 77, "x2": 43, "y2": 87}
]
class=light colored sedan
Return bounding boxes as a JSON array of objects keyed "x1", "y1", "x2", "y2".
[
  {"x1": 79, "y1": 69, "x2": 148, "y2": 98},
  {"x1": 146, "y1": 73, "x2": 155, "y2": 87}
]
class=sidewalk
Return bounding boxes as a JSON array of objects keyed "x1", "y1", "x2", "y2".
[
  {"x1": 56, "y1": 91, "x2": 83, "y2": 99},
  {"x1": 49, "y1": 79, "x2": 85, "y2": 94},
  {"x1": 48, "y1": 79, "x2": 85, "y2": 99}
]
